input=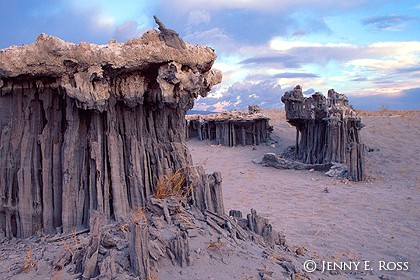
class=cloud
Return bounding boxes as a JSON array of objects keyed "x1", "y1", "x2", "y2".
[
  {"x1": 362, "y1": 14, "x2": 417, "y2": 31},
  {"x1": 268, "y1": 40, "x2": 360, "y2": 63},
  {"x1": 187, "y1": 10, "x2": 211, "y2": 27},
  {"x1": 113, "y1": 21, "x2": 142, "y2": 42},
  {"x1": 350, "y1": 77, "x2": 368, "y2": 82},
  {"x1": 163, "y1": 4, "x2": 332, "y2": 46},
  {"x1": 196, "y1": 37, "x2": 420, "y2": 111},
  {"x1": 66, "y1": 0, "x2": 153, "y2": 25},
  {"x1": 270, "y1": 39, "x2": 356, "y2": 52},
  {"x1": 292, "y1": 29, "x2": 306, "y2": 37},
  {"x1": 350, "y1": 87, "x2": 420, "y2": 110},
  {"x1": 158, "y1": 0, "x2": 354, "y2": 51},
  {"x1": 0, "y1": 0, "x2": 157, "y2": 48},
  {"x1": 303, "y1": 88, "x2": 316, "y2": 95},
  {"x1": 166, "y1": 0, "x2": 369, "y2": 13},
  {"x1": 240, "y1": 55, "x2": 303, "y2": 68},
  {"x1": 196, "y1": 80, "x2": 284, "y2": 111},
  {"x1": 0, "y1": 1, "x2": 110, "y2": 47},
  {"x1": 273, "y1": 72, "x2": 319, "y2": 79},
  {"x1": 294, "y1": 17, "x2": 332, "y2": 36},
  {"x1": 209, "y1": 12, "x2": 293, "y2": 45},
  {"x1": 1, "y1": 0, "x2": 418, "y2": 112},
  {"x1": 307, "y1": 17, "x2": 332, "y2": 34},
  {"x1": 183, "y1": 27, "x2": 242, "y2": 56},
  {"x1": 268, "y1": 39, "x2": 420, "y2": 69},
  {"x1": 206, "y1": 37, "x2": 420, "y2": 107},
  {"x1": 392, "y1": 66, "x2": 420, "y2": 74},
  {"x1": 184, "y1": 27, "x2": 230, "y2": 46},
  {"x1": 344, "y1": 42, "x2": 420, "y2": 78}
]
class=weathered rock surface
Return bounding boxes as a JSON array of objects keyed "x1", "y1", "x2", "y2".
[
  {"x1": 0, "y1": 201, "x2": 300, "y2": 280},
  {"x1": 279, "y1": 85, "x2": 365, "y2": 181},
  {"x1": 0, "y1": 30, "x2": 221, "y2": 111},
  {"x1": 0, "y1": 21, "x2": 222, "y2": 238},
  {"x1": 0, "y1": 18, "x2": 302, "y2": 280},
  {"x1": 186, "y1": 106, "x2": 272, "y2": 147},
  {"x1": 261, "y1": 153, "x2": 333, "y2": 171}
]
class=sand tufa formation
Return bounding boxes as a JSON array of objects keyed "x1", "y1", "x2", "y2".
[
  {"x1": 186, "y1": 105, "x2": 272, "y2": 147},
  {"x1": 0, "y1": 18, "x2": 295, "y2": 280},
  {"x1": 0, "y1": 19, "x2": 222, "y2": 238},
  {"x1": 280, "y1": 85, "x2": 365, "y2": 181}
]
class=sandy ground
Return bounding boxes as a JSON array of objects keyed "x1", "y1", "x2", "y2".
[
  {"x1": 188, "y1": 110, "x2": 420, "y2": 279},
  {"x1": 0, "y1": 111, "x2": 418, "y2": 280}
]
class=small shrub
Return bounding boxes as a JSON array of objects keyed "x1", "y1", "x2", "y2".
[{"x1": 155, "y1": 168, "x2": 192, "y2": 200}]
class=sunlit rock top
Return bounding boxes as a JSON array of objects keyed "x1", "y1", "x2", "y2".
[{"x1": 0, "y1": 27, "x2": 222, "y2": 110}]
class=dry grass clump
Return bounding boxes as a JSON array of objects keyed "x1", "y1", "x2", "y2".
[
  {"x1": 295, "y1": 246, "x2": 307, "y2": 256},
  {"x1": 294, "y1": 272, "x2": 311, "y2": 280},
  {"x1": 177, "y1": 213, "x2": 194, "y2": 227},
  {"x1": 398, "y1": 168, "x2": 408, "y2": 174},
  {"x1": 22, "y1": 247, "x2": 36, "y2": 273},
  {"x1": 311, "y1": 251, "x2": 322, "y2": 260},
  {"x1": 240, "y1": 275, "x2": 257, "y2": 280},
  {"x1": 345, "y1": 249, "x2": 360, "y2": 261},
  {"x1": 329, "y1": 249, "x2": 343, "y2": 263},
  {"x1": 117, "y1": 223, "x2": 130, "y2": 233},
  {"x1": 266, "y1": 251, "x2": 295, "y2": 264},
  {"x1": 116, "y1": 208, "x2": 148, "y2": 235},
  {"x1": 155, "y1": 168, "x2": 192, "y2": 200},
  {"x1": 51, "y1": 231, "x2": 79, "y2": 279},
  {"x1": 132, "y1": 207, "x2": 148, "y2": 225},
  {"x1": 207, "y1": 240, "x2": 222, "y2": 250},
  {"x1": 147, "y1": 271, "x2": 159, "y2": 280},
  {"x1": 61, "y1": 230, "x2": 79, "y2": 256},
  {"x1": 51, "y1": 260, "x2": 64, "y2": 280}
]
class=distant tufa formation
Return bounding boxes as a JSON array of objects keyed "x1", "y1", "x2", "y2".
[
  {"x1": 186, "y1": 105, "x2": 271, "y2": 147},
  {"x1": 280, "y1": 85, "x2": 365, "y2": 181}
]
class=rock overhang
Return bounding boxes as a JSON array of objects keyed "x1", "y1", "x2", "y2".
[
  {"x1": 0, "y1": 22, "x2": 223, "y2": 238},
  {"x1": 0, "y1": 30, "x2": 222, "y2": 111}
]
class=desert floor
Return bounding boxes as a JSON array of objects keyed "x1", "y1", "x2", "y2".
[
  {"x1": 188, "y1": 110, "x2": 420, "y2": 279},
  {"x1": 1, "y1": 111, "x2": 418, "y2": 280}
]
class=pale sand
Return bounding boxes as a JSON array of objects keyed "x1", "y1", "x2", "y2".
[
  {"x1": 188, "y1": 110, "x2": 420, "y2": 279},
  {"x1": 0, "y1": 111, "x2": 418, "y2": 280}
]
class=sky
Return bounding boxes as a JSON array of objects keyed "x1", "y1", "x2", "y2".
[{"x1": 1, "y1": 0, "x2": 419, "y2": 111}]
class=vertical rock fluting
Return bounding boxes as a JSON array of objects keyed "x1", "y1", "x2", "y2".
[
  {"x1": 186, "y1": 108, "x2": 271, "y2": 147},
  {"x1": 0, "y1": 29, "x2": 222, "y2": 238},
  {"x1": 281, "y1": 85, "x2": 365, "y2": 181}
]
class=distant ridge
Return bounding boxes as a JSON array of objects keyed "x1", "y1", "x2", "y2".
[{"x1": 187, "y1": 110, "x2": 218, "y2": 115}]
